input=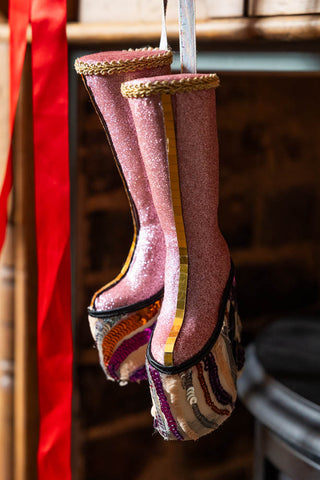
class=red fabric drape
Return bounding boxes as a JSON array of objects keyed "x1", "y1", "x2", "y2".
[
  {"x1": 0, "y1": 0, "x2": 31, "y2": 250},
  {"x1": 2, "y1": 1, "x2": 73, "y2": 479},
  {"x1": 30, "y1": 1, "x2": 72, "y2": 478}
]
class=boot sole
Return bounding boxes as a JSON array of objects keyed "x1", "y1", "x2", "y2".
[
  {"x1": 88, "y1": 289, "x2": 163, "y2": 384},
  {"x1": 146, "y1": 268, "x2": 244, "y2": 440}
]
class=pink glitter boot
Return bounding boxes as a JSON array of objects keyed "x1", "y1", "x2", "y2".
[
  {"x1": 122, "y1": 74, "x2": 244, "y2": 438},
  {"x1": 74, "y1": 48, "x2": 172, "y2": 384}
]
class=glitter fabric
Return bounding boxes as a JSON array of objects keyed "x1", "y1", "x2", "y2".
[
  {"x1": 125, "y1": 74, "x2": 244, "y2": 440},
  {"x1": 127, "y1": 94, "x2": 180, "y2": 360},
  {"x1": 125, "y1": 73, "x2": 230, "y2": 365},
  {"x1": 79, "y1": 51, "x2": 170, "y2": 311},
  {"x1": 75, "y1": 49, "x2": 172, "y2": 384}
]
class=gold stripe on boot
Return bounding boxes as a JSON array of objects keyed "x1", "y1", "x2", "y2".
[{"x1": 162, "y1": 94, "x2": 188, "y2": 366}]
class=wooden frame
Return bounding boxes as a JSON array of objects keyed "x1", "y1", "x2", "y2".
[
  {"x1": 0, "y1": 38, "x2": 13, "y2": 480},
  {"x1": 13, "y1": 47, "x2": 38, "y2": 480},
  {"x1": 0, "y1": 16, "x2": 319, "y2": 44}
]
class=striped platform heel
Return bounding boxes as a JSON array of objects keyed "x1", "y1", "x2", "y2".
[
  {"x1": 75, "y1": 49, "x2": 172, "y2": 384},
  {"x1": 122, "y1": 73, "x2": 244, "y2": 436}
]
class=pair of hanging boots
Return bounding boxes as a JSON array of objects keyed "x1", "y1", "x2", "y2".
[{"x1": 75, "y1": 48, "x2": 244, "y2": 441}]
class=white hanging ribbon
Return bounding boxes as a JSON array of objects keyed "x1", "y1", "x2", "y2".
[
  {"x1": 159, "y1": 0, "x2": 168, "y2": 50},
  {"x1": 159, "y1": 0, "x2": 197, "y2": 74},
  {"x1": 178, "y1": 0, "x2": 197, "y2": 73}
]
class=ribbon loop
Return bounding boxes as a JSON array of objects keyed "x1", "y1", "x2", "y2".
[
  {"x1": 160, "y1": 0, "x2": 197, "y2": 73},
  {"x1": 159, "y1": 0, "x2": 168, "y2": 50},
  {"x1": 178, "y1": 0, "x2": 197, "y2": 73}
]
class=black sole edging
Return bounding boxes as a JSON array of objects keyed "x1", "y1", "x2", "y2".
[
  {"x1": 146, "y1": 261, "x2": 234, "y2": 375},
  {"x1": 88, "y1": 287, "x2": 164, "y2": 319}
]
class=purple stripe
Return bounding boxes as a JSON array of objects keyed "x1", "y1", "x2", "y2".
[
  {"x1": 204, "y1": 352, "x2": 233, "y2": 406},
  {"x1": 107, "y1": 326, "x2": 154, "y2": 380},
  {"x1": 148, "y1": 366, "x2": 183, "y2": 441},
  {"x1": 129, "y1": 366, "x2": 147, "y2": 382}
]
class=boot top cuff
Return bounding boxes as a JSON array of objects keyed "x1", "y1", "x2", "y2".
[
  {"x1": 74, "y1": 48, "x2": 172, "y2": 76},
  {"x1": 121, "y1": 73, "x2": 220, "y2": 98}
]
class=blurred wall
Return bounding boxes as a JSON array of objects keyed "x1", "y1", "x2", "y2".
[{"x1": 74, "y1": 70, "x2": 320, "y2": 480}]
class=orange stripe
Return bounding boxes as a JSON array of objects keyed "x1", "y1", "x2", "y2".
[{"x1": 102, "y1": 300, "x2": 161, "y2": 366}]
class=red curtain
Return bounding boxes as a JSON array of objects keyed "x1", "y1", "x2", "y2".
[{"x1": 3, "y1": 1, "x2": 73, "y2": 479}]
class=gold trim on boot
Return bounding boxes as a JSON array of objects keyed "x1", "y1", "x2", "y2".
[
  {"x1": 75, "y1": 48, "x2": 173, "y2": 76},
  {"x1": 121, "y1": 74, "x2": 220, "y2": 98}
]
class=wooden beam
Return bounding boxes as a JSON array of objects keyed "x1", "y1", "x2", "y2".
[
  {"x1": 0, "y1": 15, "x2": 320, "y2": 44},
  {"x1": 68, "y1": 16, "x2": 320, "y2": 43},
  {"x1": 248, "y1": 0, "x2": 320, "y2": 17},
  {"x1": 0, "y1": 222, "x2": 14, "y2": 480},
  {"x1": 194, "y1": 453, "x2": 253, "y2": 480},
  {"x1": 0, "y1": 39, "x2": 14, "y2": 480},
  {"x1": 13, "y1": 46, "x2": 38, "y2": 480},
  {"x1": 85, "y1": 410, "x2": 151, "y2": 441}
]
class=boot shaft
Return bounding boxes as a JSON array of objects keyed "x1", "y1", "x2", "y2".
[
  {"x1": 75, "y1": 49, "x2": 172, "y2": 228},
  {"x1": 122, "y1": 75, "x2": 242, "y2": 441},
  {"x1": 122, "y1": 73, "x2": 222, "y2": 238},
  {"x1": 75, "y1": 49, "x2": 172, "y2": 311},
  {"x1": 122, "y1": 74, "x2": 230, "y2": 366}
]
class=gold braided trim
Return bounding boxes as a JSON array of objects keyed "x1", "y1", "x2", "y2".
[
  {"x1": 75, "y1": 48, "x2": 173, "y2": 76},
  {"x1": 121, "y1": 74, "x2": 220, "y2": 98}
]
